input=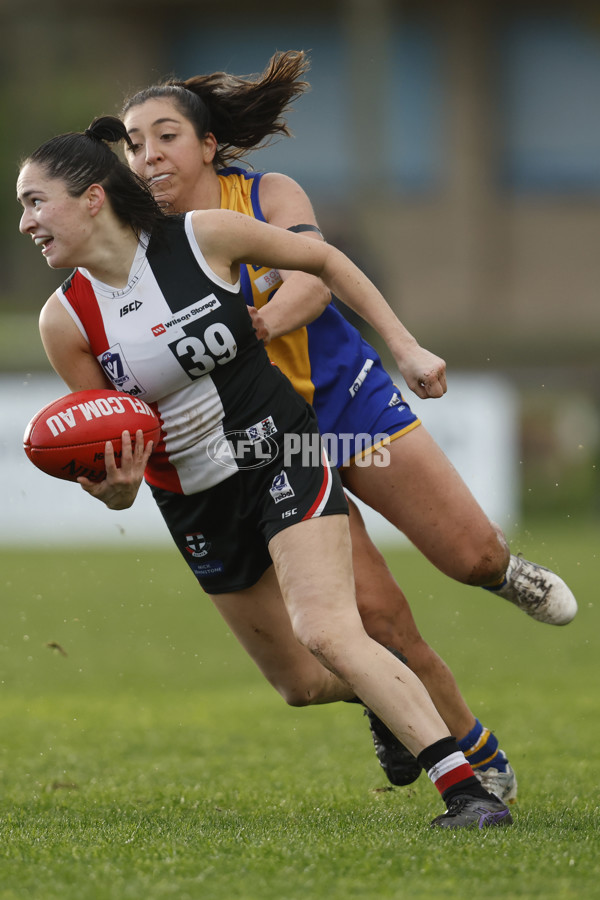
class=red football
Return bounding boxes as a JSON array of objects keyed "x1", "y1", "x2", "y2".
[{"x1": 23, "y1": 389, "x2": 161, "y2": 483}]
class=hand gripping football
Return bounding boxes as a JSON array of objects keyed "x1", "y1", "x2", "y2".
[{"x1": 23, "y1": 389, "x2": 161, "y2": 483}]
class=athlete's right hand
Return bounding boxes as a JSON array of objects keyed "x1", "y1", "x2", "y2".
[
  {"x1": 397, "y1": 346, "x2": 448, "y2": 400},
  {"x1": 78, "y1": 429, "x2": 153, "y2": 510}
]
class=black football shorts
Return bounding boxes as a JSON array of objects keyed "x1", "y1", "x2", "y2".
[{"x1": 149, "y1": 429, "x2": 348, "y2": 594}]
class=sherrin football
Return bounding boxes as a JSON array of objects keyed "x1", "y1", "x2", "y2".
[{"x1": 23, "y1": 389, "x2": 161, "y2": 483}]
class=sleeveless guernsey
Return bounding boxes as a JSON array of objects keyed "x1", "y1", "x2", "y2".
[{"x1": 56, "y1": 212, "x2": 313, "y2": 496}]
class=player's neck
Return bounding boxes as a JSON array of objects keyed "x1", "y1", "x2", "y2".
[
  {"x1": 84, "y1": 226, "x2": 140, "y2": 289},
  {"x1": 181, "y1": 173, "x2": 221, "y2": 214}
]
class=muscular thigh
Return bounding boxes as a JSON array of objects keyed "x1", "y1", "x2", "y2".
[
  {"x1": 268, "y1": 514, "x2": 362, "y2": 641},
  {"x1": 341, "y1": 425, "x2": 506, "y2": 583}
]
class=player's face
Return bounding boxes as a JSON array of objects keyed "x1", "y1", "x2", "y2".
[
  {"x1": 17, "y1": 163, "x2": 93, "y2": 269},
  {"x1": 124, "y1": 98, "x2": 216, "y2": 213}
]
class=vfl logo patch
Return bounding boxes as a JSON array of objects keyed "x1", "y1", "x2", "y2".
[
  {"x1": 269, "y1": 471, "x2": 295, "y2": 504},
  {"x1": 185, "y1": 533, "x2": 210, "y2": 558},
  {"x1": 100, "y1": 344, "x2": 145, "y2": 396}
]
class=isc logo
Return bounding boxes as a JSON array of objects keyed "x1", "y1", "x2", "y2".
[{"x1": 119, "y1": 300, "x2": 143, "y2": 317}]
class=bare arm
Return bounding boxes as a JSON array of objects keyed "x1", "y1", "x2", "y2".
[
  {"x1": 316, "y1": 246, "x2": 447, "y2": 399},
  {"x1": 39, "y1": 294, "x2": 152, "y2": 508},
  {"x1": 40, "y1": 294, "x2": 111, "y2": 392},
  {"x1": 255, "y1": 173, "x2": 330, "y2": 341},
  {"x1": 195, "y1": 209, "x2": 446, "y2": 399}
]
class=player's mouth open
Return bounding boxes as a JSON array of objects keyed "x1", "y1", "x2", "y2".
[
  {"x1": 34, "y1": 236, "x2": 53, "y2": 254},
  {"x1": 150, "y1": 174, "x2": 171, "y2": 184}
]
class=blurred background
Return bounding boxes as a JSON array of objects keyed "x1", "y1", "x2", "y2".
[{"x1": 2, "y1": 0, "x2": 600, "y2": 541}]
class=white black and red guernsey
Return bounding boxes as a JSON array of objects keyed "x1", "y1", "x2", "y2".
[{"x1": 56, "y1": 212, "x2": 311, "y2": 495}]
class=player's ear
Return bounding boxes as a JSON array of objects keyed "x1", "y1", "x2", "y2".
[
  {"x1": 86, "y1": 183, "x2": 106, "y2": 217},
  {"x1": 201, "y1": 133, "x2": 217, "y2": 165}
]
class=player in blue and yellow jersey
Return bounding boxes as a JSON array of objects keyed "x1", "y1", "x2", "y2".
[
  {"x1": 218, "y1": 166, "x2": 422, "y2": 470},
  {"x1": 121, "y1": 51, "x2": 577, "y2": 802}
]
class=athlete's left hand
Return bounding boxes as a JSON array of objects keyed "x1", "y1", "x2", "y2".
[
  {"x1": 398, "y1": 347, "x2": 447, "y2": 399},
  {"x1": 78, "y1": 429, "x2": 154, "y2": 510},
  {"x1": 247, "y1": 305, "x2": 271, "y2": 344}
]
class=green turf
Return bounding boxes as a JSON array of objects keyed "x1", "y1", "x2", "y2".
[{"x1": 1, "y1": 519, "x2": 599, "y2": 899}]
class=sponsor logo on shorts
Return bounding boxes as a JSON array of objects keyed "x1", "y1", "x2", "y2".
[
  {"x1": 191, "y1": 560, "x2": 225, "y2": 578},
  {"x1": 269, "y1": 471, "x2": 295, "y2": 504},
  {"x1": 349, "y1": 359, "x2": 374, "y2": 397},
  {"x1": 185, "y1": 533, "x2": 210, "y2": 558},
  {"x1": 388, "y1": 392, "x2": 406, "y2": 410}
]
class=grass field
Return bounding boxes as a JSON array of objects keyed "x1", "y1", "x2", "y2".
[{"x1": 1, "y1": 518, "x2": 599, "y2": 899}]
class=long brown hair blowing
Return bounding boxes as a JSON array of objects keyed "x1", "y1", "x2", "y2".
[{"x1": 122, "y1": 50, "x2": 311, "y2": 169}]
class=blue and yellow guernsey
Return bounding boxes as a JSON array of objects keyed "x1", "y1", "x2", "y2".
[{"x1": 218, "y1": 167, "x2": 420, "y2": 465}]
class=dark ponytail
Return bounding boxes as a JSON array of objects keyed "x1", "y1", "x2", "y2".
[
  {"x1": 22, "y1": 115, "x2": 165, "y2": 237},
  {"x1": 122, "y1": 50, "x2": 311, "y2": 168}
]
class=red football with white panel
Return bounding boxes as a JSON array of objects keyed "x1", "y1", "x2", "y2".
[{"x1": 23, "y1": 389, "x2": 161, "y2": 483}]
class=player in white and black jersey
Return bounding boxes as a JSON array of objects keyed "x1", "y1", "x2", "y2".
[
  {"x1": 16, "y1": 115, "x2": 513, "y2": 829},
  {"x1": 58, "y1": 212, "x2": 344, "y2": 590}
]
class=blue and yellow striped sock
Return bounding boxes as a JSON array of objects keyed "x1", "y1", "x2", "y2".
[{"x1": 458, "y1": 719, "x2": 509, "y2": 773}]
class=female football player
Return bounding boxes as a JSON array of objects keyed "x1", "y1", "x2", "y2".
[{"x1": 17, "y1": 115, "x2": 513, "y2": 829}]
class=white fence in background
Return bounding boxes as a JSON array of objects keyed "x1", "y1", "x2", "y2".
[{"x1": 0, "y1": 372, "x2": 519, "y2": 546}]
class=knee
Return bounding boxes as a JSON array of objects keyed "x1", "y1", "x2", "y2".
[
  {"x1": 270, "y1": 617, "x2": 347, "y2": 707},
  {"x1": 277, "y1": 683, "x2": 320, "y2": 707},
  {"x1": 291, "y1": 617, "x2": 347, "y2": 682},
  {"x1": 466, "y1": 522, "x2": 510, "y2": 586},
  {"x1": 267, "y1": 643, "x2": 339, "y2": 707},
  {"x1": 274, "y1": 661, "x2": 344, "y2": 707}
]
